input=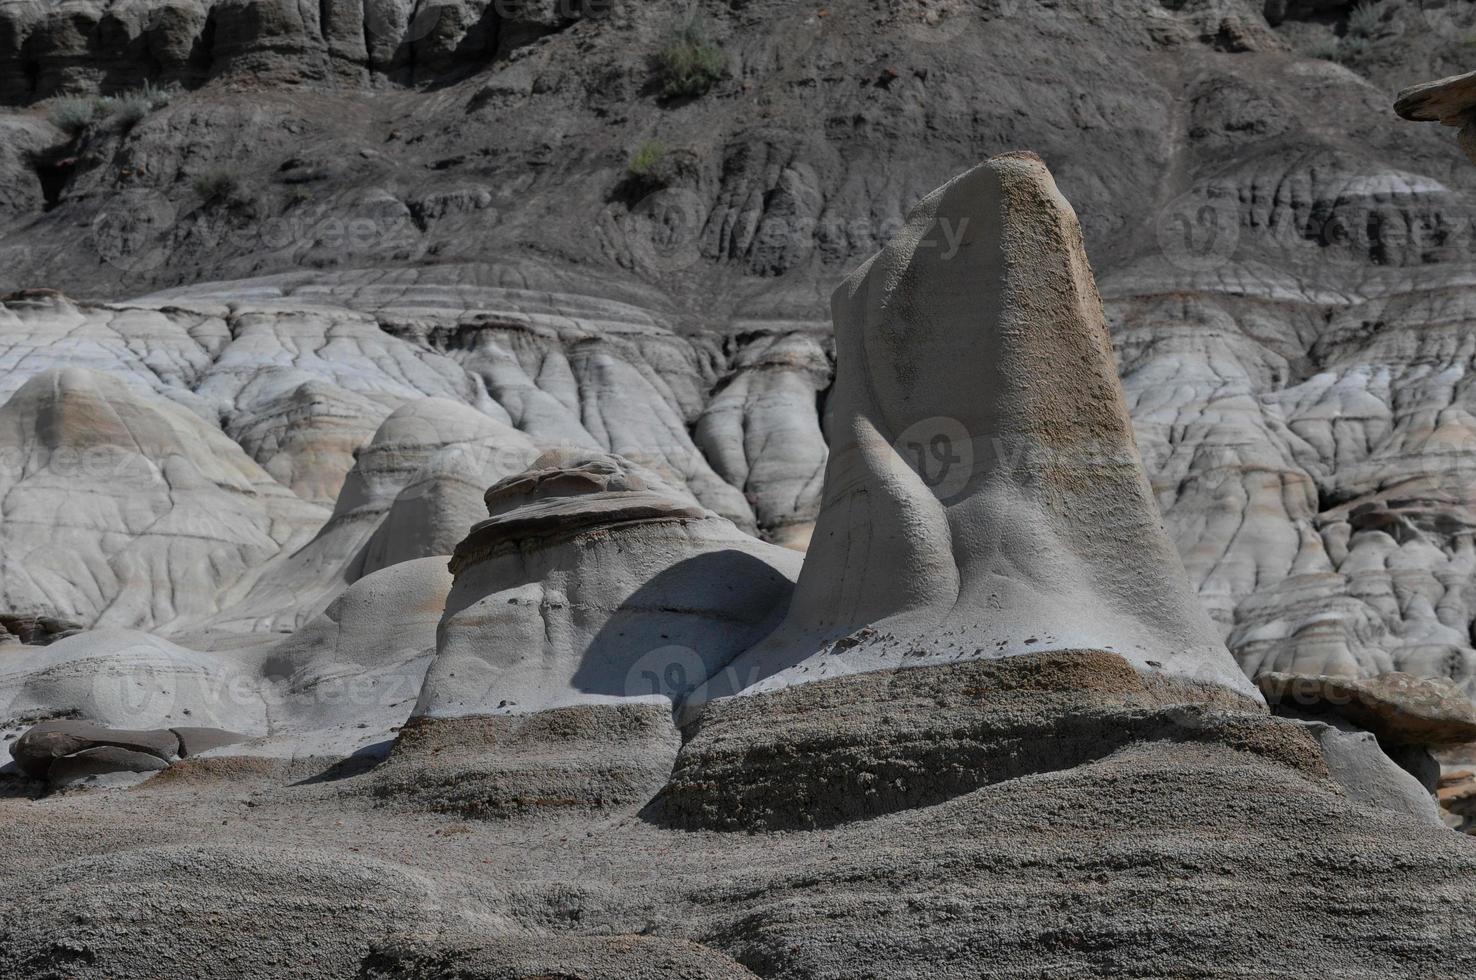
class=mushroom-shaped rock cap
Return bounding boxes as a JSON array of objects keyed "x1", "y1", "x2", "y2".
[
  {"x1": 1395, "y1": 70, "x2": 1476, "y2": 125},
  {"x1": 1395, "y1": 71, "x2": 1476, "y2": 166},
  {"x1": 451, "y1": 450, "x2": 705, "y2": 572},
  {"x1": 696, "y1": 153, "x2": 1261, "y2": 706}
]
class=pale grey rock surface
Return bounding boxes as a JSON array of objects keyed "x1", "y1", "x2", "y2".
[
  {"x1": 0, "y1": 559, "x2": 454, "y2": 764},
  {"x1": 205, "y1": 396, "x2": 536, "y2": 634},
  {"x1": 0, "y1": 628, "x2": 269, "y2": 736},
  {"x1": 0, "y1": 366, "x2": 325, "y2": 633},
  {"x1": 251, "y1": 556, "x2": 454, "y2": 754},
  {"x1": 694, "y1": 331, "x2": 829, "y2": 550},
  {"x1": 1290, "y1": 717, "x2": 1446, "y2": 826}
]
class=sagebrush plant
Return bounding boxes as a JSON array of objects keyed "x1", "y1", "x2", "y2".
[
  {"x1": 48, "y1": 97, "x2": 102, "y2": 135},
  {"x1": 1337, "y1": 36, "x2": 1372, "y2": 63},
  {"x1": 106, "y1": 81, "x2": 173, "y2": 129},
  {"x1": 653, "y1": 19, "x2": 726, "y2": 99},
  {"x1": 627, "y1": 140, "x2": 668, "y2": 181},
  {"x1": 193, "y1": 168, "x2": 245, "y2": 207},
  {"x1": 49, "y1": 82, "x2": 173, "y2": 136},
  {"x1": 1347, "y1": 1, "x2": 1383, "y2": 39},
  {"x1": 1305, "y1": 36, "x2": 1342, "y2": 62}
]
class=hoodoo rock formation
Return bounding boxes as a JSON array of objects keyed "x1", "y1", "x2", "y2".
[
  {"x1": 660, "y1": 156, "x2": 1283, "y2": 829},
  {"x1": 368, "y1": 449, "x2": 800, "y2": 816},
  {"x1": 417, "y1": 449, "x2": 801, "y2": 720},
  {"x1": 700, "y1": 153, "x2": 1259, "y2": 707}
]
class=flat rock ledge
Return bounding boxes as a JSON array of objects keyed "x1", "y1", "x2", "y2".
[
  {"x1": 367, "y1": 703, "x2": 680, "y2": 818},
  {"x1": 1396, "y1": 70, "x2": 1476, "y2": 124},
  {"x1": 449, "y1": 452, "x2": 707, "y2": 574},
  {"x1": 1257, "y1": 671, "x2": 1476, "y2": 747},
  {"x1": 10, "y1": 720, "x2": 249, "y2": 788},
  {"x1": 1396, "y1": 71, "x2": 1476, "y2": 164},
  {"x1": 652, "y1": 650, "x2": 1306, "y2": 832}
]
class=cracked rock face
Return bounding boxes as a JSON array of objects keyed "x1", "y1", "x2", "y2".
[
  {"x1": 0, "y1": 0, "x2": 583, "y2": 99},
  {"x1": 702, "y1": 155, "x2": 1259, "y2": 705}
]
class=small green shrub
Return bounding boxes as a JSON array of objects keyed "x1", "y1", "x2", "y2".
[
  {"x1": 627, "y1": 140, "x2": 668, "y2": 181},
  {"x1": 1304, "y1": 36, "x2": 1342, "y2": 61},
  {"x1": 1347, "y1": 1, "x2": 1383, "y2": 39},
  {"x1": 193, "y1": 168, "x2": 245, "y2": 208},
  {"x1": 653, "y1": 20, "x2": 726, "y2": 99},
  {"x1": 49, "y1": 83, "x2": 172, "y2": 136},
  {"x1": 107, "y1": 96, "x2": 150, "y2": 129},
  {"x1": 1336, "y1": 36, "x2": 1371, "y2": 63},
  {"x1": 107, "y1": 82, "x2": 173, "y2": 129},
  {"x1": 48, "y1": 97, "x2": 102, "y2": 136},
  {"x1": 1305, "y1": 25, "x2": 1374, "y2": 67}
]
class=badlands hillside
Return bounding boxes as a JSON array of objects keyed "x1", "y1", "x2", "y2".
[
  {"x1": 1, "y1": 1, "x2": 1476, "y2": 977},
  {"x1": 2, "y1": 0, "x2": 1476, "y2": 687}
]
